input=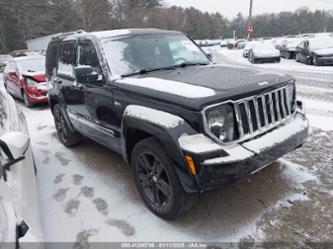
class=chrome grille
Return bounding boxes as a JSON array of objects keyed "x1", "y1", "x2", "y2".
[{"x1": 234, "y1": 84, "x2": 296, "y2": 139}]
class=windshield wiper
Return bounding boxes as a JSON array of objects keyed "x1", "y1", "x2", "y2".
[
  {"x1": 175, "y1": 62, "x2": 209, "y2": 68},
  {"x1": 121, "y1": 66, "x2": 176, "y2": 77}
]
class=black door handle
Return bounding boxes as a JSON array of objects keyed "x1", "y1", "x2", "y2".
[{"x1": 72, "y1": 82, "x2": 84, "y2": 90}]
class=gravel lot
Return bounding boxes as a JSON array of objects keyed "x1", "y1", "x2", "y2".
[{"x1": 0, "y1": 49, "x2": 332, "y2": 247}]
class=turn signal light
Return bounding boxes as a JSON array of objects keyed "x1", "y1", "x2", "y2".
[{"x1": 185, "y1": 155, "x2": 197, "y2": 175}]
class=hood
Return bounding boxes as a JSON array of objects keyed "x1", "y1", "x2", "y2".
[
  {"x1": 313, "y1": 47, "x2": 333, "y2": 56},
  {"x1": 21, "y1": 71, "x2": 46, "y2": 82},
  {"x1": 114, "y1": 65, "x2": 293, "y2": 111}
]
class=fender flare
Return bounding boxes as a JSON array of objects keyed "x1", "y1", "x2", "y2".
[{"x1": 121, "y1": 105, "x2": 200, "y2": 193}]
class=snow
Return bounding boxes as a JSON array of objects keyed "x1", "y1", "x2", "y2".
[
  {"x1": 279, "y1": 159, "x2": 318, "y2": 186},
  {"x1": 92, "y1": 30, "x2": 131, "y2": 39},
  {"x1": 202, "y1": 144, "x2": 254, "y2": 165},
  {"x1": 118, "y1": 77, "x2": 216, "y2": 98},
  {"x1": 178, "y1": 134, "x2": 222, "y2": 154},
  {"x1": 217, "y1": 48, "x2": 333, "y2": 74},
  {"x1": 307, "y1": 114, "x2": 333, "y2": 131},
  {"x1": 124, "y1": 105, "x2": 184, "y2": 128}
]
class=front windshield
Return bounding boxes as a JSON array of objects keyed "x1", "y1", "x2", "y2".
[
  {"x1": 101, "y1": 34, "x2": 210, "y2": 76},
  {"x1": 18, "y1": 57, "x2": 45, "y2": 72},
  {"x1": 310, "y1": 39, "x2": 333, "y2": 50}
]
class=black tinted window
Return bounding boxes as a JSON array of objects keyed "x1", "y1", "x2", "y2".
[
  {"x1": 78, "y1": 42, "x2": 101, "y2": 72},
  {"x1": 46, "y1": 42, "x2": 59, "y2": 76},
  {"x1": 58, "y1": 42, "x2": 76, "y2": 76}
]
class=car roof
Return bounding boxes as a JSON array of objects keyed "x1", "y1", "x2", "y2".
[{"x1": 52, "y1": 28, "x2": 184, "y2": 42}]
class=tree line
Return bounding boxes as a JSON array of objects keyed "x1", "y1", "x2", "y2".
[{"x1": 0, "y1": 0, "x2": 332, "y2": 53}]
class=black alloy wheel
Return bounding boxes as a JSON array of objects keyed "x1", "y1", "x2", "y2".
[
  {"x1": 131, "y1": 137, "x2": 197, "y2": 219},
  {"x1": 53, "y1": 104, "x2": 82, "y2": 147},
  {"x1": 136, "y1": 151, "x2": 171, "y2": 209}
]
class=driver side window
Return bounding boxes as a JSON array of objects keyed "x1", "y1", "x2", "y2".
[{"x1": 78, "y1": 42, "x2": 102, "y2": 75}]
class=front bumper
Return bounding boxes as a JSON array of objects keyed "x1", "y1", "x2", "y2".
[
  {"x1": 26, "y1": 91, "x2": 48, "y2": 103},
  {"x1": 179, "y1": 112, "x2": 309, "y2": 192}
]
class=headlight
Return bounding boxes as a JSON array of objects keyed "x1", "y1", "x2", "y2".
[
  {"x1": 26, "y1": 78, "x2": 38, "y2": 86},
  {"x1": 205, "y1": 104, "x2": 236, "y2": 143}
]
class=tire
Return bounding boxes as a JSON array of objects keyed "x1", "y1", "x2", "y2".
[
  {"x1": 275, "y1": 58, "x2": 281, "y2": 63},
  {"x1": 53, "y1": 104, "x2": 83, "y2": 147},
  {"x1": 131, "y1": 137, "x2": 198, "y2": 220},
  {"x1": 285, "y1": 52, "x2": 291, "y2": 59},
  {"x1": 313, "y1": 56, "x2": 321, "y2": 66},
  {"x1": 295, "y1": 53, "x2": 300, "y2": 62},
  {"x1": 23, "y1": 92, "x2": 34, "y2": 108},
  {"x1": 250, "y1": 55, "x2": 257, "y2": 64}
]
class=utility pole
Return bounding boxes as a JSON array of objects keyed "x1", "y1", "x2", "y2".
[{"x1": 247, "y1": 0, "x2": 254, "y2": 40}]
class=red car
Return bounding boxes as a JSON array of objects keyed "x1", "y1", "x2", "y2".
[{"x1": 3, "y1": 56, "x2": 48, "y2": 107}]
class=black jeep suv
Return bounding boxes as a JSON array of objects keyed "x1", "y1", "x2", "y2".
[{"x1": 46, "y1": 29, "x2": 308, "y2": 219}]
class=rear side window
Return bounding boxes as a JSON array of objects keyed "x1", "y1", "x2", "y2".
[
  {"x1": 46, "y1": 42, "x2": 59, "y2": 77},
  {"x1": 58, "y1": 42, "x2": 76, "y2": 77}
]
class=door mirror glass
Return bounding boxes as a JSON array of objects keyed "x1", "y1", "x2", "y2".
[
  {"x1": 74, "y1": 66, "x2": 102, "y2": 85},
  {"x1": 0, "y1": 140, "x2": 25, "y2": 181},
  {"x1": 0, "y1": 132, "x2": 29, "y2": 181}
]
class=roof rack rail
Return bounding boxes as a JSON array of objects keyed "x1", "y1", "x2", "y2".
[{"x1": 52, "y1": 30, "x2": 86, "y2": 40}]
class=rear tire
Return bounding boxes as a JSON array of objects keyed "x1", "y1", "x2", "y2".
[
  {"x1": 23, "y1": 92, "x2": 34, "y2": 108},
  {"x1": 295, "y1": 53, "x2": 300, "y2": 62},
  {"x1": 285, "y1": 52, "x2": 291, "y2": 59},
  {"x1": 131, "y1": 137, "x2": 197, "y2": 220},
  {"x1": 53, "y1": 104, "x2": 82, "y2": 147}
]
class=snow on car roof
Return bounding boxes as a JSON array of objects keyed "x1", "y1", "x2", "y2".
[
  {"x1": 12, "y1": 55, "x2": 45, "y2": 62},
  {"x1": 90, "y1": 29, "x2": 183, "y2": 39}
]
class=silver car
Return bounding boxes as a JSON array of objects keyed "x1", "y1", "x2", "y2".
[{"x1": 0, "y1": 88, "x2": 44, "y2": 247}]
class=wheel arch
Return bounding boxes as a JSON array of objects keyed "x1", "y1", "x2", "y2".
[{"x1": 121, "y1": 105, "x2": 200, "y2": 193}]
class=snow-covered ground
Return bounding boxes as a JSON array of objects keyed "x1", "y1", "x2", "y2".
[{"x1": 0, "y1": 59, "x2": 332, "y2": 245}]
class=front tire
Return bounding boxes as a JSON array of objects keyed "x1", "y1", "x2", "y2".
[
  {"x1": 131, "y1": 137, "x2": 197, "y2": 219},
  {"x1": 23, "y1": 92, "x2": 34, "y2": 108},
  {"x1": 313, "y1": 55, "x2": 321, "y2": 66},
  {"x1": 53, "y1": 104, "x2": 82, "y2": 147}
]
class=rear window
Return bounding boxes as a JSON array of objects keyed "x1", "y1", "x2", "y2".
[{"x1": 46, "y1": 42, "x2": 59, "y2": 77}]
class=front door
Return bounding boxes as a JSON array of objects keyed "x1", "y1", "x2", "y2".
[
  {"x1": 56, "y1": 41, "x2": 83, "y2": 113},
  {"x1": 72, "y1": 40, "x2": 122, "y2": 153}
]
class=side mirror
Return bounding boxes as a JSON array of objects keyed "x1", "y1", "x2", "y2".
[
  {"x1": 74, "y1": 66, "x2": 101, "y2": 84},
  {"x1": 0, "y1": 132, "x2": 29, "y2": 181}
]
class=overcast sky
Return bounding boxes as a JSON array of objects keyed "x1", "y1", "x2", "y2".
[{"x1": 165, "y1": 0, "x2": 333, "y2": 19}]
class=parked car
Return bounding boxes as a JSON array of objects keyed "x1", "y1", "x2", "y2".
[
  {"x1": 296, "y1": 38, "x2": 333, "y2": 66},
  {"x1": 243, "y1": 41, "x2": 255, "y2": 58},
  {"x1": 10, "y1": 50, "x2": 40, "y2": 58},
  {"x1": 47, "y1": 29, "x2": 308, "y2": 219},
  {"x1": 249, "y1": 42, "x2": 281, "y2": 63},
  {"x1": 0, "y1": 54, "x2": 12, "y2": 73},
  {"x1": 0, "y1": 88, "x2": 44, "y2": 247},
  {"x1": 235, "y1": 39, "x2": 247, "y2": 49},
  {"x1": 3, "y1": 55, "x2": 48, "y2": 107},
  {"x1": 279, "y1": 38, "x2": 303, "y2": 59}
]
